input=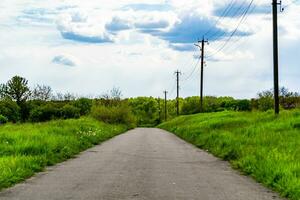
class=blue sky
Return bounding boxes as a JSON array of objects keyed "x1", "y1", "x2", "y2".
[{"x1": 0, "y1": 0, "x2": 299, "y2": 98}]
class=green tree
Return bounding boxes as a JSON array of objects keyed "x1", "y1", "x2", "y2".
[
  {"x1": 0, "y1": 98, "x2": 21, "y2": 122},
  {"x1": 73, "y1": 98, "x2": 92, "y2": 115},
  {"x1": 128, "y1": 97, "x2": 160, "y2": 126},
  {"x1": 257, "y1": 90, "x2": 274, "y2": 111},
  {"x1": 1, "y1": 76, "x2": 31, "y2": 105}
]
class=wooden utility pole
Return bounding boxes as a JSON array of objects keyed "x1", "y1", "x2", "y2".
[
  {"x1": 163, "y1": 91, "x2": 168, "y2": 121},
  {"x1": 157, "y1": 97, "x2": 162, "y2": 122},
  {"x1": 272, "y1": 0, "x2": 280, "y2": 114},
  {"x1": 195, "y1": 37, "x2": 208, "y2": 112},
  {"x1": 175, "y1": 70, "x2": 181, "y2": 116}
]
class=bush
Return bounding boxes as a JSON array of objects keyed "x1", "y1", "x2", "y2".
[
  {"x1": 128, "y1": 97, "x2": 160, "y2": 126},
  {"x1": 61, "y1": 104, "x2": 80, "y2": 119},
  {"x1": 258, "y1": 97, "x2": 274, "y2": 111},
  {"x1": 181, "y1": 97, "x2": 200, "y2": 115},
  {"x1": 29, "y1": 104, "x2": 61, "y2": 122},
  {"x1": 0, "y1": 114, "x2": 8, "y2": 124},
  {"x1": 235, "y1": 100, "x2": 251, "y2": 111},
  {"x1": 73, "y1": 98, "x2": 92, "y2": 115},
  {"x1": 91, "y1": 103, "x2": 136, "y2": 128},
  {"x1": 0, "y1": 98, "x2": 21, "y2": 122}
]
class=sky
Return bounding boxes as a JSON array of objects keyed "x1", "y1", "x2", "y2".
[{"x1": 0, "y1": 0, "x2": 299, "y2": 99}]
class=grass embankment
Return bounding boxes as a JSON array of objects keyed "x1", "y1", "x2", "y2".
[
  {"x1": 158, "y1": 110, "x2": 300, "y2": 200},
  {"x1": 0, "y1": 118, "x2": 127, "y2": 190}
]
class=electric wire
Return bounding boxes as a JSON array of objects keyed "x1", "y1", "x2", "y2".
[
  {"x1": 282, "y1": 0, "x2": 300, "y2": 9},
  {"x1": 206, "y1": 0, "x2": 255, "y2": 58},
  {"x1": 182, "y1": 56, "x2": 201, "y2": 82},
  {"x1": 208, "y1": 0, "x2": 251, "y2": 41},
  {"x1": 204, "y1": 0, "x2": 237, "y2": 37},
  {"x1": 217, "y1": 1, "x2": 261, "y2": 55}
]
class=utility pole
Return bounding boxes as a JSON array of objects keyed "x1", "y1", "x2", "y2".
[
  {"x1": 272, "y1": 0, "x2": 280, "y2": 115},
  {"x1": 163, "y1": 91, "x2": 168, "y2": 121},
  {"x1": 195, "y1": 37, "x2": 208, "y2": 112},
  {"x1": 157, "y1": 97, "x2": 162, "y2": 123},
  {"x1": 175, "y1": 70, "x2": 181, "y2": 116}
]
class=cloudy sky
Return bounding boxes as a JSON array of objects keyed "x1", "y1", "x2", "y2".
[{"x1": 0, "y1": 0, "x2": 299, "y2": 99}]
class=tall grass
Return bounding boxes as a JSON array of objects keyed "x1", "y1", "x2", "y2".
[
  {"x1": 0, "y1": 118, "x2": 127, "y2": 190},
  {"x1": 158, "y1": 110, "x2": 300, "y2": 200}
]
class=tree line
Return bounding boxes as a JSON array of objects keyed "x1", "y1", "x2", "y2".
[{"x1": 0, "y1": 75, "x2": 299, "y2": 126}]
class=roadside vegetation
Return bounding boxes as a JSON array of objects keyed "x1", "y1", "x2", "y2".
[
  {"x1": 1, "y1": 75, "x2": 300, "y2": 127},
  {"x1": 0, "y1": 117, "x2": 127, "y2": 190},
  {"x1": 158, "y1": 110, "x2": 300, "y2": 200},
  {"x1": 0, "y1": 76, "x2": 133, "y2": 190}
]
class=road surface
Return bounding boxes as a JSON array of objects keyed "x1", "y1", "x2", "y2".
[{"x1": 0, "y1": 128, "x2": 282, "y2": 200}]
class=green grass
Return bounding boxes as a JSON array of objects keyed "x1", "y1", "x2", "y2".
[
  {"x1": 158, "y1": 110, "x2": 300, "y2": 200},
  {"x1": 0, "y1": 117, "x2": 127, "y2": 190}
]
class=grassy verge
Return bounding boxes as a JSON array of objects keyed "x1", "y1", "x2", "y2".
[
  {"x1": 158, "y1": 110, "x2": 300, "y2": 200},
  {"x1": 0, "y1": 117, "x2": 128, "y2": 190}
]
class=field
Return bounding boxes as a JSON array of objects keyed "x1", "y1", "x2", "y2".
[
  {"x1": 158, "y1": 110, "x2": 300, "y2": 200},
  {"x1": 0, "y1": 118, "x2": 127, "y2": 190}
]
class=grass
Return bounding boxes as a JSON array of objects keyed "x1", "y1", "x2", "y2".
[
  {"x1": 0, "y1": 117, "x2": 128, "y2": 190},
  {"x1": 158, "y1": 110, "x2": 300, "y2": 200}
]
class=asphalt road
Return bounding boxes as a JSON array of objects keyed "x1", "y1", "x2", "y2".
[{"x1": 0, "y1": 128, "x2": 283, "y2": 200}]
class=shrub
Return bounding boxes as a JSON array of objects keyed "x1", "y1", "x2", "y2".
[
  {"x1": 235, "y1": 100, "x2": 251, "y2": 111},
  {"x1": 258, "y1": 97, "x2": 274, "y2": 111},
  {"x1": 29, "y1": 104, "x2": 61, "y2": 122},
  {"x1": 128, "y1": 97, "x2": 160, "y2": 126},
  {"x1": 61, "y1": 104, "x2": 80, "y2": 119},
  {"x1": 0, "y1": 114, "x2": 8, "y2": 124},
  {"x1": 0, "y1": 98, "x2": 21, "y2": 122},
  {"x1": 181, "y1": 97, "x2": 200, "y2": 115},
  {"x1": 91, "y1": 103, "x2": 136, "y2": 128},
  {"x1": 73, "y1": 98, "x2": 92, "y2": 115}
]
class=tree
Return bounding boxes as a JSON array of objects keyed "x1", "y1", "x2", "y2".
[
  {"x1": 279, "y1": 87, "x2": 299, "y2": 109},
  {"x1": 1, "y1": 76, "x2": 31, "y2": 105},
  {"x1": 0, "y1": 84, "x2": 6, "y2": 99},
  {"x1": 110, "y1": 87, "x2": 122, "y2": 100},
  {"x1": 257, "y1": 87, "x2": 300, "y2": 110},
  {"x1": 128, "y1": 97, "x2": 159, "y2": 126},
  {"x1": 257, "y1": 89, "x2": 274, "y2": 111},
  {"x1": 100, "y1": 87, "x2": 123, "y2": 107},
  {"x1": 32, "y1": 84, "x2": 52, "y2": 101},
  {"x1": 73, "y1": 98, "x2": 92, "y2": 115},
  {"x1": 64, "y1": 92, "x2": 76, "y2": 101},
  {"x1": 0, "y1": 98, "x2": 21, "y2": 122}
]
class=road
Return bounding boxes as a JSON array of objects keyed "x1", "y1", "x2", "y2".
[{"x1": 0, "y1": 128, "x2": 282, "y2": 200}]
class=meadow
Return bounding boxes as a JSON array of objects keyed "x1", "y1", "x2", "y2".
[
  {"x1": 158, "y1": 110, "x2": 300, "y2": 200},
  {"x1": 0, "y1": 118, "x2": 127, "y2": 190}
]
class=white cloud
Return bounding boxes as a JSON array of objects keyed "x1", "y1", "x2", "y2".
[
  {"x1": 56, "y1": 11, "x2": 114, "y2": 43},
  {"x1": 52, "y1": 55, "x2": 78, "y2": 66}
]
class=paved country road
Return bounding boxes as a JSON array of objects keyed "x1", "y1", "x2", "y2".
[{"x1": 0, "y1": 128, "x2": 283, "y2": 200}]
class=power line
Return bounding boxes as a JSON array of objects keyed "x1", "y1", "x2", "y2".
[
  {"x1": 168, "y1": 80, "x2": 177, "y2": 97},
  {"x1": 182, "y1": 56, "x2": 201, "y2": 82},
  {"x1": 166, "y1": 48, "x2": 198, "y2": 97},
  {"x1": 213, "y1": 1, "x2": 261, "y2": 55},
  {"x1": 205, "y1": 0, "x2": 237, "y2": 37},
  {"x1": 208, "y1": 0, "x2": 251, "y2": 41},
  {"x1": 282, "y1": 0, "x2": 300, "y2": 9},
  {"x1": 207, "y1": 0, "x2": 255, "y2": 57},
  {"x1": 206, "y1": 0, "x2": 255, "y2": 58}
]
